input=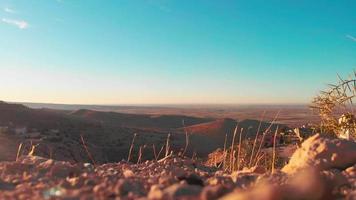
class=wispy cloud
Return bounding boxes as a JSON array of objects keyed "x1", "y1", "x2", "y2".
[
  {"x1": 1, "y1": 18, "x2": 29, "y2": 29},
  {"x1": 346, "y1": 34, "x2": 356, "y2": 42},
  {"x1": 4, "y1": 7, "x2": 16, "y2": 14}
]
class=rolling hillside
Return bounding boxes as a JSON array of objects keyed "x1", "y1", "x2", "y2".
[{"x1": 0, "y1": 101, "x2": 289, "y2": 163}]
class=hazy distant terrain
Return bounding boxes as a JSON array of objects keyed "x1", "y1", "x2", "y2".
[
  {"x1": 0, "y1": 101, "x2": 286, "y2": 163},
  {"x1": 20, "y1": 102, "x2": 318, "y2": 127}
]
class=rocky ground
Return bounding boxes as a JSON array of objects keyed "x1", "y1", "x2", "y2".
[{"x1": 0, "y1": 134, "x2": 355, "y2": 200}]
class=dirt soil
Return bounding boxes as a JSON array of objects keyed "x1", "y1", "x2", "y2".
[{"x1": 0, "y1": 134, "x2": 355, "y2": 200}]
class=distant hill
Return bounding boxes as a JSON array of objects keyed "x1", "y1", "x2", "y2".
[
  {"x1": 182, "y1": 118, "x2": 236, "y2": 136},
  {"x1": 0, "y1": 101, "x2": 97, "y2": 129},
  {"x1": 70, "y1": 109, "x2": 213, "y2": 131},
  {"x1": 18, "y1": 101, "x2": 317, "y2": 127},
  {"x1": 0, "y1": 101, "x2": 290, "y2": 163}
]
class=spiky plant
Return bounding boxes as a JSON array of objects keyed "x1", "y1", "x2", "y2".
[{"x1": 311, "y1": 71, "x2": 356, "y2": 139}]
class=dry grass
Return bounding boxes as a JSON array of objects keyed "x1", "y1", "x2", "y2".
[
  {"x1": 220, "y1": 133, "x2": 228, "y2": 169},
  {"x1": 249, "y1": 111, "x2": 265, "y2": 167},
  {"x1": 253, "y1": 110, "x2": 280, "y2": 166},
  {"x1": 182, "y1": 120, "x2": 190, "y2": 157},
  {"x1": 80, "y1": 134, "x2": 96, "y2": 165},
  {"x1": 152, "y1": 144, "x2": 158, "y2": 160},
  {"x1": 127, "y1": 133, "x2": 137, "y2": 162},
  {"x1": 236, "y1": 128, "x2": 243, "y2": 171},
  {"x1": 229, "y1": 125, "x2": 238, "y2": 172},
  {"x1": 212, "y1": 111, "x2": 285, "y2": 173},
  {"x1": 16, "y1": 143, "x2": 23, "y2": 161},
  {"x1": 165, "y1": 133, "x2": 171, "y2": 157},
  {"x1": 137, "y1": 146, "x2": 143, "y2": 164},
  {"x1": 271, "y1": 126, "x2": 279, "y2": 173},
  {"x1": 157, "y1": 144, "x2": 165, "y2": 160}
]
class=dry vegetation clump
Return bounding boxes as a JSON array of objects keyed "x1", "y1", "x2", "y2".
[
  {"x1": 311, "y1": 72, "x2": 356, "y2": 140},
  {"x1": 206, "y1": 121, "x2": 286, "y2": 174}
]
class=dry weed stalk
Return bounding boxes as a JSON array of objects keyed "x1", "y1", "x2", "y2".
[
  {"x1": 229, "y1": 125, "x2": 238, "y2": 172},
  {"x1": 255, "y1": 153, "x2": 265, "y2": 166},
  {"x1": 80, "y1": 134, "x2": 96, "y2": 166},
  {"x1": 214, "y1": 154, "x2": 217, "y2": 167},
  {"x1": 152, "y1": 144, "x2": 158, "y2": 160},
  {"x1": 165, "y1": 133, "x2": 171, "y2": 157},
  {"x1": 221, "y1": 133, "x2": 228, "y2": 169},
  {"x1": 236, "y1": 128, "x2": 244, "y2": 171},
  {"x1": 16, "y1": 142, "x2": 23, "y2": 161},
  {"x1": 127, "y1": 133, "x2": 137, "y2": 162},
  {"x1": 253, "y1": 110, "x2": 280, "y2": 166},
  {"x1": 223, "y1": 133, "x2": 227, "y2": 154},
  {"x1": 181, "y1": 120, "x2": 190, "y2": 157},
  {"x1": 231, "y1": 150, "x2": 236, "y2": 172},
  {"x1": 28, "y1": 144, "x2": 40, "y2": 156},
  {"x1": 137, "y1": 146, "x2": 143, "y2": 164},
  {"x1": 249, "y1": 111, "x2": 266, "y2": 167},
  {"x1": 271, "y1": 126, "x2": 279, "y2": 174},
  {"x1": 157, "y1": 144, "x2": 165, "y2": 160}
]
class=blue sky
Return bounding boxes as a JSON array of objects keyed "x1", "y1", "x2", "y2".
[{"x1": 0, "y1": 0, "x2": 355, "y2": 104}]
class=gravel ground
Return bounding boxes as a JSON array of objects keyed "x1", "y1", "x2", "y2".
[{"x1": 0, "y1": 134, "x2": 355, "y2": 200}]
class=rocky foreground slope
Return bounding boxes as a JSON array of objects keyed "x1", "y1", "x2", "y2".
[{"x1": 0, "y1": 134, "x2": 355, "y2": 200}]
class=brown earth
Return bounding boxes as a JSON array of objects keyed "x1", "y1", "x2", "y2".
[{"x1": 0, "y1": 134, "x2": 355, "y2": 200}]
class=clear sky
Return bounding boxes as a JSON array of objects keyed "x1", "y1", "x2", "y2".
[{"x1": 0, "y1": 0, "x2": 355, "y2": 105}]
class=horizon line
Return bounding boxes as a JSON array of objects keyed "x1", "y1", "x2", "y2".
[{"x1": 7, "y1": 100, "x2": 310, "y2": 107}]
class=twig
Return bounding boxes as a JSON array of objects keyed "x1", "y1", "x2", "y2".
[
  {"x1": 236, "y1": 128, "x2": 244, "y2": 171},
  {"x1": 229, "y1": 125, "x2": 238, "y2": 172},
  {"x1": 271, "y1": 126, "x2": 279, "y2": 174},
  {"x1": 255, "y1": 153, "x2": 265, "y2": 167},
  {"x1": 157, "y1": 144, "x2": 165, "y2": 160},
  {"x1": 158, "y1": 154, "x2": 172, "y2": 163},
  {"x1": 222, "y1": 133, "x2": 227, "y2": 169},
  {"x1": 16, "y1": 143, "x2": 23, "y2": 161},
  {"x1": 152, "y1": 144, "x2": 158, "y2": 161},
  {"x1": 181, "y1": 120, "x2": 189, "y2": 157},
  {"x1": 137, "y1": 146, "x2": 143, "y2": 164},
  {"x1": 254, "y1": 110, "x2": 280, "y2": 166},
  {"x1": 165, "y1": 133, "x2": 171, "y2": 157},
  {"x1": 80, "y1": 134, "x2": 96, "y2": 166},
  {"x1": 249, "y1": 111, "x2": 265, "y2": 167},
  {"x1": 28, "y1": 144, "x2": 39, "y2": 156},
  {"x1": 127, "y1": 133, "x2": 137, "y2": 162}
]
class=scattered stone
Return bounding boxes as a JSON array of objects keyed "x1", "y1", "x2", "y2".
[
  {"x1": 123, "y1": 169, "x2": 135, "y2": 178},
  {"x1": 200, "y1": 185, "x2": 229, "y2": 200},
  {"x1": 177, "y1": 173, "x2": 204, "y2": 186},
  {"x1": 282, "y1": 134, "x2": 356, "y2": 173},
  {"x1": 0, "y1": 137, "x2": 356, "y2": 200},
  {"x1": 115, "y1": 179, "x2": 144, "y2": 197},
  {"x1": 49, "y1": 161, "x2": 80, "y2": 178},
  {"x1": 42, "y1": 186, "x2": 66, "y2": 199},
  {"x1": 148, "y1": 184, "x2": 164, "y2": 199},
  {"x1": 162, "y1": 183, "x2": 202, "y2": 200},
  {"x1": 19, "y1": 156, "x2": 47, "y2": 165}
]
